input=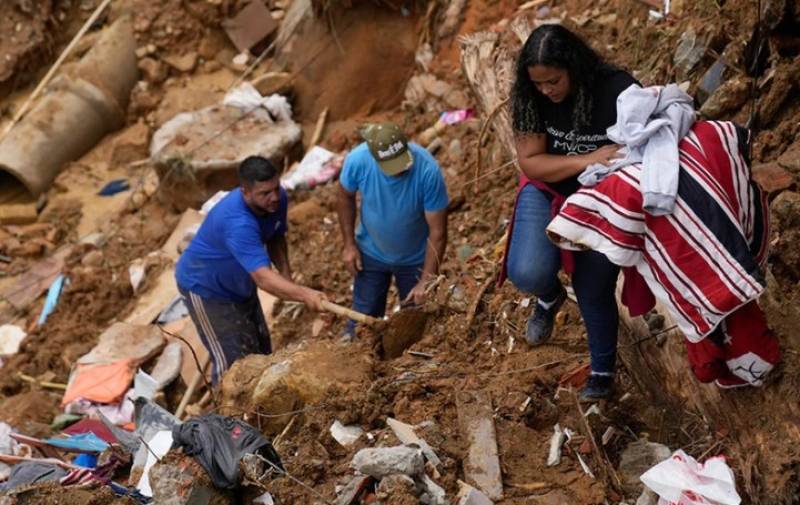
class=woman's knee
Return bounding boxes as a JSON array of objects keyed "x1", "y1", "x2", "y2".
[{"x1": 508, "y1": 257, "x2": 558, "y2": 296}]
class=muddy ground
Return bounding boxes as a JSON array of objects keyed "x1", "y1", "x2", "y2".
[{"x1": 0, "y1": 0, "x2": 799, "y2": 503}]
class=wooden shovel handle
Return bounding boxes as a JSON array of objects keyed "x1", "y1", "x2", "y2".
[{"x1": 321, "y1": 300, "x2": 381, "y2": 327}]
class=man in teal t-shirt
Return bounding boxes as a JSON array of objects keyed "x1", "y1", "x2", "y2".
[{"x1": 336, "y1": 123, "x2": 449, "y2": 338}]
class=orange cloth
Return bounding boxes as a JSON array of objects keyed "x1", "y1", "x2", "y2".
[{"x1": 61, "y1": 359, "x2": 134, "y2": 406}]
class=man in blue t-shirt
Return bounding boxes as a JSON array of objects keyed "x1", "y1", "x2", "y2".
[
  {"x1": 176, "y1": 156, "x2": 326, "y2": 384},
  {"x1": 337, "y1": 123, "x2": 449, "y2": 339}
]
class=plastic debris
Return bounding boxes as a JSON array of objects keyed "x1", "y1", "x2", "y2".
[
  {"x1": 282, "y1": 146, "x2": 344, "y2": 191},
  {"x1": 98, "y1": 179, "x2": 130, "y2": 196},
  {"x1": 45, "y1": 432, "x2": 109, "y2": 453},
  {"x1": 330, "y1": 420, "x2": 364, "y2": 447},
  {"x1": 640, "y1": 449, "x2": 741, "y2": 505},
  {"x1": 0, "y1": 325, "x2": 27, "y2": 355},
  {"x1": 135, "y1": 429, "x2": 173, "y2": 497},
  {"x1": 546, "y1": 424, "x2": 566, "y2": 467},
  {"x1": 37, "y1": 274, "x2": 66, "y2": 326}
]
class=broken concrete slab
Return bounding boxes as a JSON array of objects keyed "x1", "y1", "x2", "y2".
[
  {"x1": 699, "y1": 76, "x2": 751, "y2": 119},
  {"x1": 456, "y1": 391, "x2": 503, "y2": 501},
  {"x1": 618, "y1": 440, "x2": 672, "y2": 496},
  {"x1": 351, "y1": 446, "x2": 424, "y2": 479},
  {"x1": 330, "y1": 420, "x2": 364, "y2": 447},
  {"x1": 220, "y1": 340, "x2": 372, "y2": 434},
  {"x1": 150, "y1": 103, "x2": 302, "y2": 211},
  {"x1": 457, "y1": 482, "x2": 493, "y2": 505},
  {"x1": 419, "y1": 474, "x2": 449, "y2": 505},
  {"x1": 222, "y1": 0, "x2": 278, "y2": 54},
  {"x1": 386, "y1": 417, "x2": 441, "y2": 467},
  {"x1": 78, "y1": 322, "x2": 166, "y2": 367}
]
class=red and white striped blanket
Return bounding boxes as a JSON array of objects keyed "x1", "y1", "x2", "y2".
[{"x1": 547, "y1": 120, "x2": 779, "y2": 386}]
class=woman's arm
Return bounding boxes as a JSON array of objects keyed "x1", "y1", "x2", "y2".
[{"x1": 515, "y1": 134, "x2": 621, "y2": 183}]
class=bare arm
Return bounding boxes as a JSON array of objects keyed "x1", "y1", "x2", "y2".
[
  {"x1": 266, "y1": 234, "x2": 291, "y2": 279},
  {"x1": 516, "y1": 133, "x2": 621, "y2": 183},
  {"x1": 250, "y1": 266, "x2": 324, "y2": 311},
  {"x1": 336, "y1": 183, "x2": 362, "y2": 273},
  {"x1": 405, "y1": 209, "x2": 447, "y2": 305},
  {"x1": 421, "y1": 210, "x2": 447, "y2": 280}
]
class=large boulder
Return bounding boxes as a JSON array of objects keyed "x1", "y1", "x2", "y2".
[{"x1": 220, "y1": 340, "x2": 373, "y2": 434}]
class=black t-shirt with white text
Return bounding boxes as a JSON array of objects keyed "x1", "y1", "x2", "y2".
[{"x1": 537, "y1": 69, "x2": 638, "y2": 196}]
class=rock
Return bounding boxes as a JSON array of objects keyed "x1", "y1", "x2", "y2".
[
  {"x1": 220, "y1": 340, "x2": 372, "y2": 435},
  {"x1": 618, "y1": 440, "x2": 672, "y2": 496},
  {"x1": 81, "y1": 249, "x2": 104, "y2": 267},
  {"x1": 699, "y1": 77, "x2": 751, "y2": 119},
  {"x1": 673, "y1": 29, "x2": 706, "y2": 80},
  {"x1": 386, "y1": 418, "x2": 442, "y2": 467},
  {"x1": 376, "y1": 474, "x2": 418, "y2": 503},
  {"x1": 138, "y1": 57, "x2": 167, "y2": 84},
  {"x1": 111, "y1": 121, "x2": 150, "y2": 166},
  {"x1": 351, "y1": 446, "x2": 425, "y2": 478},
  {"x1": 252, "y1": 72, "x2": 293, "y2": 97},
  {"x1": 457, "y1": 482, "x2": 493, "y2": 505},
  {"x1": 419, "y1": 474, "x2": 449, "y2": 505},
  {"x1": 758, "y1": 65, "x2": 797, "y2": 125},
  {"x1": 79, "y1": 232, "x2": 106, "y2": 248},
  {"x1": 164, "y1": 52, "x2": 198, "y2": 73},
  {"x1": 778, "y1": 139, "x2": 800, "y2": 175},
  {"x1": 770, "y1": 191, "x2": 800, "y2": 229},
  {"x1": 752, "y1": 162, "x2": 795, "y2": 193},
  {"x1": 149, "y1": 451, "x2": 232, "y2": 504}
]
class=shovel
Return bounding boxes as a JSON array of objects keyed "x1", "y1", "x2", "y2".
[{"x1": 319, "y1": 300, "x2": 429, "y2": 359}]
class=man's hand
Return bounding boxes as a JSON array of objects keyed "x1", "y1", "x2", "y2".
[
  {"x1": 403, "y1": 281, "x2": 427, "y2": 307},
  {"x1": 343, "y1": 244, "x2": 363, "y2": 274},
  {"x1": 300, "y1": 287, "x2": 327, "y2": 312}
]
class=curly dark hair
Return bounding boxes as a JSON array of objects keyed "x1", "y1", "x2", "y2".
[{"x1": 511, "y1": 24, "x2": 616, "y2": 135}]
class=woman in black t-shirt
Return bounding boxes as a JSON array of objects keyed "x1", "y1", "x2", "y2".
[{"x1": 505, "y1": 24, "x2": 637, "y2": 400}]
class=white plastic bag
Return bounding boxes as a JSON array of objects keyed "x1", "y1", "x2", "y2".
[
  {"x1": 640, "y1": 449, "x2": 741, "y2": 505},
  {"x1": 223, "y1": 82, "x2": 293, "y2": 122}
]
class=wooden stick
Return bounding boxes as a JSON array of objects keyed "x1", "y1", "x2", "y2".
[
  {"x1": 18, "y1": 373, "x2": 67, "y2": 390},
  {"x1": 320, "y1": 300, "x2": 381, "y2": 326},
  {"x1": 572, "y1": 391, "x2": 623, "y2": 491},
  {"x1": 474, "y1": 98, "x2": 510, "y2": 195},
  {"x1": 309, "y1": 107, "x2": 329, "y2": 147},
  {"x1": 175, "y1": 356, "x2": 210, "y2": 420},
  {"x1": 1, "y1": 0, "x2": 113, "y2": 141}
]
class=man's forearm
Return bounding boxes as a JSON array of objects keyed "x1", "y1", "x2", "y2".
[
  {"x1": 336, "y1": 187, "x2": 358, "y2": 247},
  {"x1": 253, "y1": 267, "x2": 308, "y2": 303},
  {"x1": 266, "y1": 235, "x2": 292, "y2": 279},
  {"x1": 421, "y1": 229, "x2": 447, "y2": 279}
]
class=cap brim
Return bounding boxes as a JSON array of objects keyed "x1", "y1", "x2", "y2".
[{"x1": 378, "y1": 150, "x2": 413, "y2": 175}]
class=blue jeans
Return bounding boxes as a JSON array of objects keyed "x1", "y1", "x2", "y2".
[
  {"x1": 507, "y1": 185, "x2": 620, "y2": 374},
  {"x1": 345, "y1": 252, "x2": 423, "y2": 334}
]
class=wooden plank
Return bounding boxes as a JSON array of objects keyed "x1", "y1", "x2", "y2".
[
  {"x1": 456, "y1": 390, "x2": 504, "y2": 501},
  {"x1": 160, "y1": 209, "x2": 203, "y2": 261},
  {"x1": 125, "y1": 268, "x2": 178, "y2": 325},
  {"x1": 0, "y1": 247, "x2": 71, "y2": 310}
]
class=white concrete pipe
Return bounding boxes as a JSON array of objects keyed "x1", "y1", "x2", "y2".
[{"x1": 0, "y1": 16, "x2": 138, "y2": 199}]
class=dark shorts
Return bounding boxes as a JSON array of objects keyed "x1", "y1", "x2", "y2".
[{"x1": 179, "y1": 287, "x2": 271, "y2": 385}]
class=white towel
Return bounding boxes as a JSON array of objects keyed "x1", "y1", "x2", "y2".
[{"x1": 579, "y1": 84, "x2": 695, "y2": 215}]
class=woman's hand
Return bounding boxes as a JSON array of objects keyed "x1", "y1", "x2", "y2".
[{"x1": 585, "y1": 144, "x2": 623, "y2": 167}]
